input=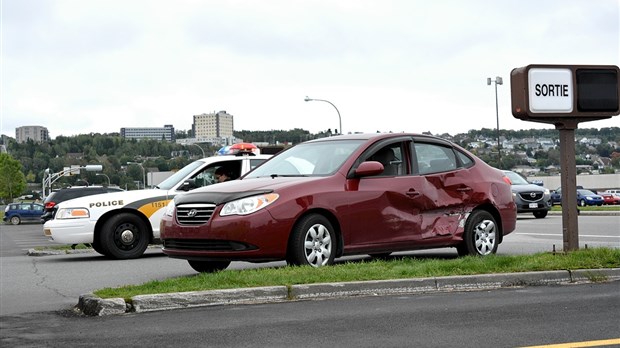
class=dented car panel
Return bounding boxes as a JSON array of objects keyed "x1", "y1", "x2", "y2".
[{"x1": 161, "y1": 133, "x2": 517, "y2": 271}]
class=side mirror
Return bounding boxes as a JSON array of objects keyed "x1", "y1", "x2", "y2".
[
  {"x1": 355, "y1": 161, "x2": 385, "y2": 177},
  {"x1": 180, "y1": 179, "x2": 198, "y2": 192}
]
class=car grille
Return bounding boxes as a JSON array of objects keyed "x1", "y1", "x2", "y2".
[
  {"x1": 175, "y1": 203, "x2": 217, "y2": 225},
  {"x1": 518, "y1": 191, "x2": 544, "y2": 202},
  {"x1": 163, "y1": 239, "x2": 256, "y2": 251}
]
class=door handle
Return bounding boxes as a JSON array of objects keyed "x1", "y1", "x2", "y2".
[{"x1": 406, "y1": 190, "x2": 420, "y2": 197}]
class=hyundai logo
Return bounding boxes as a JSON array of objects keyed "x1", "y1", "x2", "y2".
[{"x1": 187, "y1": 209, "x2": 198, "y2": 217}]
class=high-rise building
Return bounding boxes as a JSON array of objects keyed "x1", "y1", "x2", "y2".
[
  {"x1": 120, "y1": 125, "x2": 175, "y2": 141},
  {"x1": 193, "y1": 111, "x2": 234, "y2": 141},
  {"x1": 16, "y1": 126, "x2": 49, "y2": 143}
]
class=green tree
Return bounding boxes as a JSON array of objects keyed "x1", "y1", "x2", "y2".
[{"x1": 0, "y1": 153, "x2": 27, "y2": 202}]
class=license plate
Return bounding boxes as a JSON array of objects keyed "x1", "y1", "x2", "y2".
[{"x1": 529, "y1": 203, "x2": 538, "y2": 208}]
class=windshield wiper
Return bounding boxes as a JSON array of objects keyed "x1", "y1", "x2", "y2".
[{"x1": 269, "y1": 174, "x2": 309, "y2": 178}]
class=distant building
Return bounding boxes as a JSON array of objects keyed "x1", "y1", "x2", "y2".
[
  {"x1": 193, "y1": 111, "x2": 234, "y2": 141},
  {"x1": 120, "y1": 125, "x2": 175, "y2": 141},
  {"x1": 16, "y1": 125, "x2": 49, "y2": 143}
]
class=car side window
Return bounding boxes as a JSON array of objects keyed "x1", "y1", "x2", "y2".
[
  {"x1": 415, "y1": 143, "x2": 457, "y2": 174},
  {"x1": 367, "y1": 144, "x2": 404, "y2": 176},
  {"x1": 193, "y1": 161, "x2": 243, "y2": 187},
  {"x1": 456, "y1": 150, "x2": 474, "y2": 168},
  {"x1": 250, "y1": 159, "x2": 267, "y2": 170}
]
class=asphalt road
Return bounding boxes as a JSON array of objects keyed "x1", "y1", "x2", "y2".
[
  {"x1": 2, "y1": 282, "x2": 619, "y2": 347},
  {"x1": 0, "y1": 214, "x2": 619, "y2": 316}
]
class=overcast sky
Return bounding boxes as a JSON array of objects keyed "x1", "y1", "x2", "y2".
[{"x1": 1, "y1": 0, "x2": 619, "y2": 139}]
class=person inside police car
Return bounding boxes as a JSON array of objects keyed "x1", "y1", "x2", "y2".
[{"x1": 215, "y1": 166, "x2": 234, "y2": 183}]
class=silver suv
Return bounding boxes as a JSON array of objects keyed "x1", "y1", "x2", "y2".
[{"x1": 503, "y1": 170, "x2": 551, "y2": 219}]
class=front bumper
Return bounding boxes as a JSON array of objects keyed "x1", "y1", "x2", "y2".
[{"x1": 43, "y1": 218, "x2": 96, "y2": 244}]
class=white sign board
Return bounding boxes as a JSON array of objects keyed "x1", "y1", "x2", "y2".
[{"x1": 528, "y1": 68, "x2": 573, "y2": 113}]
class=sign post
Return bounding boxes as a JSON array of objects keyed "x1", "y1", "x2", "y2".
[{"x1": 510, "y1": 64, "x2": 619, "y2": 252}]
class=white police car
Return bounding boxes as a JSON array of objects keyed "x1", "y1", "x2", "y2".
[{"x1": 43, "y1": 153, "x2": 271, "y2": 259}]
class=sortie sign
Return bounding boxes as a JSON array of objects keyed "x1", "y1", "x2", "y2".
[{"x1": 510, "y1": 64, "x2": 619, "y2": 122}]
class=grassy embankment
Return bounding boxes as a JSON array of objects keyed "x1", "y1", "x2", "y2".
[{"x1": 95, "y1": 247, "x2": 620, "y2": 300}]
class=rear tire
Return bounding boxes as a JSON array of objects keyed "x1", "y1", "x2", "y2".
[
  {"x1": 457, "y1": 210, "x2": 498, "y2": 256},
  {"x1": 579, "y1": 200, "x2": 586, "y2": 207},
  {"x1": 287, "y1": 214, "x2": 336, "y2": 267},
  {"x1": 98, "y1": 213, "x2": 150, "y2": 259},
  {"x1": 188, "y1": 260, "x2": 231, "y2": 273}
]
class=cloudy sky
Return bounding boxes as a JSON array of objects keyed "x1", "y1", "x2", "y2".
[{"x1": 1, "y1": 0, "x2": 618, "y2": 139}]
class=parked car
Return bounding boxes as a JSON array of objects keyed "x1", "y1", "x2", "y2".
[
  {"x1": 576, "y1": 189, "x2": 604, "y2": 206},
  {"x1": 550, "y1": 188, "x2": 562, "y2": 206},
  {"x1": 502, "y1": 170, "x2": 551, "y2": 218},
  {"x1": 550, "y1": 186, "x2": 585, "y2": 206},
  {"x1": 160, "y1": 133, "x2": 518, "y2": 273},
  {"x1": 41, "y1": 186, "x2": 124, "y2": 222},
  {"x1": 601, "y1": 193, "x2": 620, "y2": 205},
  {"x1": 3, "y1": 202, "x2": 45, "y2": 225}
]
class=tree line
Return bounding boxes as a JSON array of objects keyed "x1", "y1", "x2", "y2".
[{"x1": 0, "y1": 127, "x2": 618, "y2": 202}]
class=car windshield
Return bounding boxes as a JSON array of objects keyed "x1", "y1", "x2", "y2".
[
  {"x1": 157, "y1": 160, "x2": 206, "y2": 190},
  {"x1": 504, "y1": 171, "x2": 529, "y2": 185},
  {"x1": 246, "y1": 140, "x2": 364, "y2": 177},
  {"x1": 578, "y1": 189, "x2": 596, "y2": 195}
]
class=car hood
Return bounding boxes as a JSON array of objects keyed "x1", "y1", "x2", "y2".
[
  {"x1": 54, "y1": 188, "x2": 169, "y2": 209},
  {"x1": 510, "y1": 183, "x2": 547, "y2": 193},
  {"x1": 175, "y1": 176, "x2": 329, "y2": 205}
]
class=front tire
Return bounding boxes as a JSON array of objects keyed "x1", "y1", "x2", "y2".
[
  {"x1": 188, "y1": 260, "x2": 231, "y2": 273},
  {"x1": 533, "y1": 210, "x2": 547, "y2": 219},
  {"x1": 457, "y1": 210, "x2": 498, "y2": 256},
  {"x1": 98, "y1": 213, "x2": 150, "y2": 259},
  {"x1": 579, "y1": 200, "x2": 586, "y2": 207},
  {"x1": 10, "y1": 216, "x2": 21, "y2": 225},
  {"x1": 287, "y1": 214, "x2": 336, "y2": 267},
  {"x1": 91, "y1": 239, "x2": 108, "y2": 256}
]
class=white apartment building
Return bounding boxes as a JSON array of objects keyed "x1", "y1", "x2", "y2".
[
  {"x1": 193, "y1": 111, "x2": 234, "y2": 140},
  {"x1": 16, "y1": 125, "x2": 49, "y2": 143}
]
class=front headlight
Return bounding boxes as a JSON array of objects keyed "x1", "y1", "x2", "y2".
[
  {"x1": 586, "y1": 197, "x2": 593, "y2": 200},
  {"x1": 220, "y1": 193, "x2": 279, "y2": 216},
  {"x1": 164, "y1": 200, "x2": 175, "y2": 217},
  {"x1": 55, "y1": 208, "x2": 90, "y2": 220}
]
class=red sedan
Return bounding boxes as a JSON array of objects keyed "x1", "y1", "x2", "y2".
[
  {"x1": 601, "y1": 193, "x2": 620, "y2": 205},
  {"x1": 160, "y1": 133, "x2": 517, "y2": 272}
]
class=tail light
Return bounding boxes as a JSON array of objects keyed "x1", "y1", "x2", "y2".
[
  {"x1": 44, "y1": 202, "x2": 57, "y2": 210},
  {"x1": 502, "y1": 175, "x2": 512, "y2": 185}
]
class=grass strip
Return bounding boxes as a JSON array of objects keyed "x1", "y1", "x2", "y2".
[{"x1": 94, "y1": 247, "x2": 620, "y2": 300}]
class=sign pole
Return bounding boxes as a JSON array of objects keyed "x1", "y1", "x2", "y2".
[{"x1": 556, "y1": 122, "x2": 579, "y2": 251}]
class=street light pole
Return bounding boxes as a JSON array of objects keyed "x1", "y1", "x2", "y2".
[
  {"x1": 188, "y1": 143, "x2": 205, "y2": 158},
  {"x1": 127, "y1": 162, "x2": 146, "y2": 189},
  {"x1": 304, "y1": 96, "x2": 342, "y2": 135},
  {"x1": 487, "y1": 76, "x2": 503, "y2": 168},
  {"x1": 96, "y1": 173, "x2": 111, "y2": 186}
]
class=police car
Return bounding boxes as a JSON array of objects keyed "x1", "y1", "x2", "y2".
[{"x1": 43, "y1": 152, "x2": 272, "y2": 259}]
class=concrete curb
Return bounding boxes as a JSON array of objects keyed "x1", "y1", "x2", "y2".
[
  {"x1": 547, "y1": 210, "x2": 619, "y2": 216},
  {"x1": 75, "y1": 268, "x2": 620, "y2": 316}
]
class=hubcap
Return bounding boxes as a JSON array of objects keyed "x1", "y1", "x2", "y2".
[
  {"x1": 473, "y1": 219, "x2": 496, "y2": 255},
  {"x1": 120, "y1": 229, "x2": 135, "y2": 244},
  {"x1": 303, "y1": 223, "x2": 332, "y2": 267}
]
